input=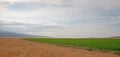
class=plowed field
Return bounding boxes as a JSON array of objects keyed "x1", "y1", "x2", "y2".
[{"x1": 0, "y1": 38, "x2": 119, "y2": 57}]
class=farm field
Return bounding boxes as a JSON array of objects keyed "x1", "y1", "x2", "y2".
[
  {"x1": 25, "y1": 38, "x2": 120, "y2": 53},
  {"x1": 0, "y1": 38, "x2": 119, "y2": 57}
]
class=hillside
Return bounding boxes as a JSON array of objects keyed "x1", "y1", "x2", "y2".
[{"x1": 0, "y1": 30, "x2": 47, "y2": 38}]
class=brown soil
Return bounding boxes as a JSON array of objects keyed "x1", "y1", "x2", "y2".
[{"x1": 0, "y1": 38, "x2": 119, "y2": 57}]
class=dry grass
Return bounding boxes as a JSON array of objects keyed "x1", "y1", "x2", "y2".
[{"x1": 0, "y1": 38, "x2": 119, "y2": 57}]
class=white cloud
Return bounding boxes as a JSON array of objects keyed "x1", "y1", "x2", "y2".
[
  {"x1": 1, "y1": 0, "x2": 34, "y2": 2},
  {"x1": 2, "y1": 0, "x2": 120, "y2": 10},
  {"x1": 0, "y1": 0, "x2": 120, "y2": 37}
]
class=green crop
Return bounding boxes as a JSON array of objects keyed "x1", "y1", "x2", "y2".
[{"x1": 25, "y1": 38, "x2": 120, "y2": 53}]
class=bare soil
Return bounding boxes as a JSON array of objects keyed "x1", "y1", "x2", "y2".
[{"x1": 0, "y1": 38, "x2": 119, "y2": 57}]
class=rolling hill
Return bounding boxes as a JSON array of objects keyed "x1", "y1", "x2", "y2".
[{"x1": 0, "y1": 30, "x2": 48, "y2": 38}]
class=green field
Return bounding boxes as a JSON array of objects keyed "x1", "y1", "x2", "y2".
[{"x1": 25, "y1": 38, "x2": 120, "y2": 53}]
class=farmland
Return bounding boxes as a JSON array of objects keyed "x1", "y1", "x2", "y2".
[
  {"x1": 25, "y1": 38, "x2": 120, "y2": 53},
  {"x1": 0, "y1": 38, "x2": 119, "y2": 57}
]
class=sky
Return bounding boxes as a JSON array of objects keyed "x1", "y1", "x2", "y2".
[{"x1": 0, "y1": 0, "x2": 120, "y2": 38}]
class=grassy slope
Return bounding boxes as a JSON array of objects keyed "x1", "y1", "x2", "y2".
[{"x1": 24, "y1": 38, "x2": 120, "y2": 53}]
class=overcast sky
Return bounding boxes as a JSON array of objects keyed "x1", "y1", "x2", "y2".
[{"x1": 0, "y1": 0, "x2": 120, "y2": 38}]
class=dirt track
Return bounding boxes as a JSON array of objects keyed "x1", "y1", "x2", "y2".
[{"x1": 0, "y1": 38, "x2": 119, "y2": 57}]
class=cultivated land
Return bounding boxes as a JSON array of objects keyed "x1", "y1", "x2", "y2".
[
  {"x1": 0, "y1": 38, "x2": 119, "y2": 57},
  {"x1": 25, "y1": 38, "x2": 120, "y2": 53}
]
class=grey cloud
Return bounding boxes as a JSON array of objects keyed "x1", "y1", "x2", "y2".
[
  {"x1": 0, "y1": 0, "x2": 120, "y2": 37},
  {"x1": 8, "y1": 2, "x2": 71, "y2": 11},
  {"x1": 0, "y1": 20, "x2": 64, "y2": 31}
]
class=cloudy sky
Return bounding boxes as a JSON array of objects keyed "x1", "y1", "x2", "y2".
[{"x1": 0, "y1": 0, "x2": 120, "y2": 38}]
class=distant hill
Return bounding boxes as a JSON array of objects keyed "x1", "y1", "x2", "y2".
[
  {"x1": 108, "y1": 36, "x2": 120, "y2": 38},
  {"x1": 0, "y1": 30, "x2": 48, "y2": 38}
]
